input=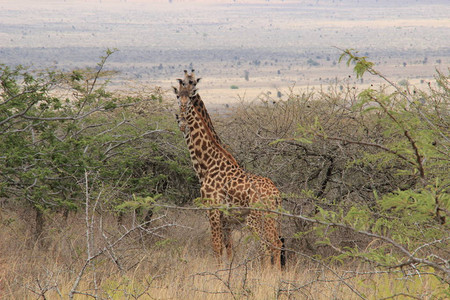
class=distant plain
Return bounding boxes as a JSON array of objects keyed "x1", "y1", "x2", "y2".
[{"x1": 0, "y1": 0, "x2": 449, "y2": 107}]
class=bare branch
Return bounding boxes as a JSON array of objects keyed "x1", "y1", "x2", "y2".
[
  {"x1": 0, "y1": 98, "x2": 39, "y2": 127},
  {"x1": 151, "y1": 203, "x2": 450, "y2": 282},
  {"x1": 102, "y1": 129, "x2": 169, "y2": 160},
  {"x1": 367, "y1": 94, "x2": 425, "y2": 178},
  {"x1": 309, "y1": 135, "x2": 417, "y2": 167}
]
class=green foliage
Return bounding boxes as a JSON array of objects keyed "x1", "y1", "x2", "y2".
[
  {"x1": 102, "y1": 275, "x2": 155, "y2": 300},
  {"x1": 241, "y1": 49, "x2": 449, "y2": 286},
  {"x1": 328, "y1": 50, "x2": 449, "y2": 283},
  {"x1": 115, "y1": 194, "x2": 161, "y2": 214},
  {"x1": 0, "y1": 50, "x2": 197, "y2": 233},
  {"x1": 339, "y1": 48, "x2": 374, "y2": 78}
]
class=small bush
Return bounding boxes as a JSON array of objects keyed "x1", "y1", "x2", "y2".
[{"x1": 218, "y1": 50, "x2": 449, "y2": 287}]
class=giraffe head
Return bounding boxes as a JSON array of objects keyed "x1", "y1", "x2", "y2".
[
  {"x1": 173, "y1": 77, "x2": 198, "y2": 112},
  {"x1": 173, "y1": 70, "x2": 200, "y2": 132}
]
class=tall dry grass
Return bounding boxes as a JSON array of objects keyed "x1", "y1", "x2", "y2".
[{"x1": 0, "y1": 207, "x2": 443, "y2": 299}]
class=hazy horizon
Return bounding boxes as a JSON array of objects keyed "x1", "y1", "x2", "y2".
[{"x1": 1, "y1": 0, "x2": 448, "y2": 104}]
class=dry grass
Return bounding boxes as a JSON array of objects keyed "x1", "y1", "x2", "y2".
[{"x1": 0, "y1": 208, "x2": 445, "y2": 300}]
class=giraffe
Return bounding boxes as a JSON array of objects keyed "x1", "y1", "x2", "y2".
[
  {"x1": 174, "y1": 71, "x2": 283, "y2": 269},
  {"x1": 175, "y1": 71, "x2": 285, "y2": 266},
  {"x1": 177, "y1": 71, "x2": 286, "y2": 266}
]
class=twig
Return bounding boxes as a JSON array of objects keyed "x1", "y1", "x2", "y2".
[
  {"x1": 309, "y1": 135, "x2": 416, "y2": 167},
  {"x1": 151, "y1": 203, "x2": 450, "y2": 282},
  {"x1": 378, "y1": 293, "x2": 423, "y2": 300},
  {"x1": 367, "y1": 94, "x2": 425, "y2": 178}
]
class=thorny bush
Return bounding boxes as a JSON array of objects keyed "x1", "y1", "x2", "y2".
[{"x1": 218, "y1": 50, "x2": 449, "y2": 286}]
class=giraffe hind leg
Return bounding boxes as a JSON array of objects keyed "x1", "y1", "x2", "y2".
[
  {"x1": 263, "y1": 214, "x2": 282, "y2": 269},
  {"x1": 246, "y1": 211, "x2": 273, "y2": 266},
  {"x1": 223, "y1": 225, "x2": 233, "y2": 263},
  {"x1": 208, "y1": 210, "x2": 224, "y2": 266}
]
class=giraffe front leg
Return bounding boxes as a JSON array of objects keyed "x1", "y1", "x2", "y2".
[{"x1": 208, "y1": 209, "x2": 224, "y2": 266}]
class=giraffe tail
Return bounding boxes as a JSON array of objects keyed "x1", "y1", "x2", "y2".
[{"x1": 280, "y1": 236, "x2": 286, "y2": 268}]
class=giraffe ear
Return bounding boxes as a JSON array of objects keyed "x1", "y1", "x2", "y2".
[
  {"x1": 177, "y1": 79, "x2": 183, "y2": 85},
  {"x1": 196, "y1": 78, "x2": 201, "y2": 84},
  {"x1": 172, "y1": 86, "x2": 178, "y2": 94}
]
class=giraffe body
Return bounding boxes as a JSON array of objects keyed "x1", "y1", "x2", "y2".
[{"x1": 174, "y1": 71, "x2": 282, "y2": 268}]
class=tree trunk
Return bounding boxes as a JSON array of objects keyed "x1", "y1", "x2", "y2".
[{"x1": 34, "y1": 207, "x2": 45, "y2": 242}]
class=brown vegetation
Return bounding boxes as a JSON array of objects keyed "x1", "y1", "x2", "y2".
[
  {"x1": 0, "y1": 52, "x2": 448, "y2": 298},
  {"x1": 1, "y1": 208, "x2": 444, "y2": 299}
]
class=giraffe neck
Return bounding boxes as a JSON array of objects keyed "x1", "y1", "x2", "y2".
[
  {"x1": 177, "y1": 113, "x2": 203, "y2": 180},
  {"x1": 191, "y1": 94, "x2": 221, "y2": 144},
  {"x1": 180, "y1": 70, "x2": 224, "y2": 149},
  {"x1": 183, "y1": 97, "x2": 237, "y2": 181},
  {"x1": 190, "y1": 93, "x2": 239, "y2": 167}
]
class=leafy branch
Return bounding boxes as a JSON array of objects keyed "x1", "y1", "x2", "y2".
[{"x1": 339, "y1": 48, "x2": 450, "y2": 147}]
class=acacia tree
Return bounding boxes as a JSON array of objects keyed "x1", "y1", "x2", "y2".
[
  {"x1": 285, "y1": 51, "x2": 449, "y2": 288},
  {"x1": 0, "y1": 50, "x2": 196, "y2": 239},
  {"x1": 218, "y1": 50, "x2": 449, "y2": 293}
]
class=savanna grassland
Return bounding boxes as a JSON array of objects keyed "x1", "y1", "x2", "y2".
[
  {"x1": 0, "y1": 49, "x2": 448, "y2": 299},
  {"x1": 1, "y1": 0, "x2": 449, "y2": 299}
]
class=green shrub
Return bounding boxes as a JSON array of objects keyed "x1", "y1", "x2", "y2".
[
  {"x1": 0, "y1": 50, "x2": 197, "y2": 237},
  {"x1": 218, "y1": 49, "x2": 449, "y2": 286}
]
